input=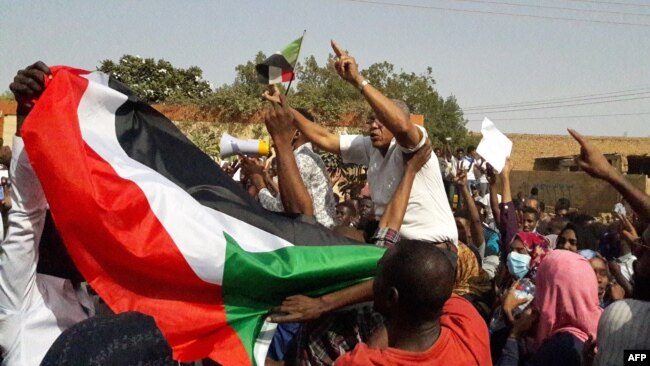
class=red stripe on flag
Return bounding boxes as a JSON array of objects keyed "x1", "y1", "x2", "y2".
[
  {"x1": 22, "y1": 68, "x2": 251, "y2": 365},
  {"x1": 281, "y1": 70, "x2": 294, "y2": 82}
]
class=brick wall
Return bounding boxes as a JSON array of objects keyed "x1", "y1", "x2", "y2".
[
  {"x1": 509, "y1": 170, "x2": 649, "y2": 215},
  {"x1": 507, "y1": 133, "x2": 650, "y2": 171}
]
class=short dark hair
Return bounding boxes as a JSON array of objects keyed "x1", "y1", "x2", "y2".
[
  {"x1": 531, "y1": 187, "x2": 539, "y2": 196},
  {"x1": 467, "y1": 146, "x2": 476, "y2": 154},
  {"x1": 456, "y1": 147, "x2": 465, "y2": 154},
  {"x1": 549, "y1": 216, "x2": 570, "y2": 234},
  {"x1": 523, "y1": 206, "x2": 540, "y2": 220},
  {"x1": 336, "y1": 201, "x2": 357, "y2": 218},
  {"x1": 380, "y1": 240, "x2": 454, "y2": 320},
  {"x1": 555, "y1": 198, "x2": 571, "y2": 211}
]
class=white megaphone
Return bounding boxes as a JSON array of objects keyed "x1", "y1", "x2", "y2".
[{"x1": 219, "y1": 133, "x2": 271, "y2": 158}]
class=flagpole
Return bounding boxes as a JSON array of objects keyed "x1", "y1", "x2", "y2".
[{"x1": 285, "y1": 29, "x2": 307, "y2": 96}]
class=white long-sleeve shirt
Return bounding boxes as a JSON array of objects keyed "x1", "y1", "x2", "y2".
[{"x1": 0, "y1": 137, "x2": 93, "y2": 365}]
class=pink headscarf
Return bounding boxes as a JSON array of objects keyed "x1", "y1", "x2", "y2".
[{"x1": 532, "y1": 250, "x2": 602, "y2": 350}]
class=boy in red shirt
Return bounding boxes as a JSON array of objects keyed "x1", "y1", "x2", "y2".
[{"x1": 335, "y1": 240, "x2": 491, "y2": 365}]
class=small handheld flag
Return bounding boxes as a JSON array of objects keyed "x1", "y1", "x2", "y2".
[{"x1": 256, "y1": 33, "x2": 304, "y2": 85}]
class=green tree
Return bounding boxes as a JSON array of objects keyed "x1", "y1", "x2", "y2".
[
  {"x1": 98, "y1": 55, "x2": 212, "y2": 103},
  {"x1": 363, "y1": 63, "x2": 469, "y2": 147},
  {"x1": 201, "y1": 52, "x2": 266, "y2": 121},
  {"x1": 291, "y1": 55, "x2": 364, "y2": 123}
]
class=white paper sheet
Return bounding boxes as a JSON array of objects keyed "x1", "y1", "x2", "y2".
[{"x1": 476, "y1": 117, "x2": 512, "y2": 173}]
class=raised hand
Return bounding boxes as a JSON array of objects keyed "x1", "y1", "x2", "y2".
[
  {"x1": 510, "y1": 306, "x2": 539, "y2": 339},
  {"x1": 405, "y1": 140, "x2": 432, "y2": 173},
  {"x1": 618, "y1": 213, "x2": 639, "y2": 244},
  {"x1": 261, "y1": 84, "x2": 281, "y2": 104},
  {"x1": 486, "y1": 163, "x2": 497, "y2": 185},
  {"x1": 9, "y1": 61, "x2": 52, "y2": 110},
  {"x1": 453, "y1": 168, "x2": 468, "y2": 188},
  {"x1": 239, "y1": 156, "x2": 264, "y2": 177},
  {"x1": 331, "y1": 40, "x2": 363, "y2": 87},
  {"x1": 568, "y1": 129, "x2": 617, "y2": 181},
  {"x1": 502, "y1": 281, "x2": 531, "y2": 322},
  {"x1": 501, "y1": 157, "x2": 514, "y2": 177},
  {"x1": 263, "y1": 93, "x2": 295, "y2": 144}
]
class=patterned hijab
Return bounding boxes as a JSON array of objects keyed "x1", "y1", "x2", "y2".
[
  {"x1": 513, "y1": 232, "x2": 551, "y2": 275},
  {"x1": 454, "y1": 242, "x2": 491, "y2": 297}
]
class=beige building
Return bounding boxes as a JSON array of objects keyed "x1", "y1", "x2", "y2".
[{"x1": 505, "y1": 133, "x2": 650, "y2": 215}]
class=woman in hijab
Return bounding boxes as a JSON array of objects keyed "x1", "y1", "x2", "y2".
[
  {"x1": 454, "y1": 242, "x2": 493, "y2": 322},
  {"x1": 490, "y1": 232, "x2": 551, "y2": 360},
  {"x1": 506, "y1": 232, "x2": 551, "y2": 281},
  {"x1": 497, "y1": 250, "x2": 603, "y2": 366}
]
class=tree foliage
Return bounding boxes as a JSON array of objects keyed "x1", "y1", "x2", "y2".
[
  {"x1": 97, "y1": 53, "x2": 472, "y2": 148},
  {"x1": 200, "y1": 52, "x2": 266, "y2": 122},
  {"x1": 98, "y1": 55, "x2": 212, "y2": 103}
]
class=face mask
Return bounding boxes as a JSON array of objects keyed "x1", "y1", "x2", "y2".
[{"x1": 507, "y1": 251, "x2": 531, "y2": 279}]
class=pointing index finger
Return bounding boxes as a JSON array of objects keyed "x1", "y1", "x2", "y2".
[
  {"x1": 331, "y1": 39, "x2": 347, "y2": 57},
  {"x1": 567, "y1": 128, "x2": 586, "y2": 146}
]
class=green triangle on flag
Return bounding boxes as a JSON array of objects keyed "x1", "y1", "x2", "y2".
[
  {"x1": 279, "y1": 36, "x2": 303, "y2": 67},
  {"x1": 256, "y1": 34, "x2": 305, "y2": 84}
]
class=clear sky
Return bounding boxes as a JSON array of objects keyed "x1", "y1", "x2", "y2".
[{"x1": 2, "y1": 0, "x2": 649, "y2": 137}]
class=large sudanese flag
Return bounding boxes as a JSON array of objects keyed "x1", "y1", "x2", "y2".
[
  {"x1": 21, "y1": 66, "x2": 383, "y2": 366},
  {"x1": 255, "y1": 36, "x2": 303, "y2": 84}
]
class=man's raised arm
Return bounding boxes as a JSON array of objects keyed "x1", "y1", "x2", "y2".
[
  {"x1": 262, "y1": 86, "x2": 340, "y2": 154},
  {"x1": 569, "y1": 129, "x2": 650, "y2": 223},
  {"x1": 264, "y1": 94, "x2": 314, "y2": 216},
  {"x1": 331, "y1": 40, "x2": 422, "y2": 149}
]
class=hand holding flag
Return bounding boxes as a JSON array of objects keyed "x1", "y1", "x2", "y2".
[
  {"x1": 261, "y1": 84, "x2": 281, "y2": 104},
  {"x1": 9, "y1": 61, "x2": 52, "y2": 112},
  {"x1": 264, "y1": 94, "x2": 295, "y2": 144},
  {"x1": 256, "y1": 35, "x2": 304, "y2": 85}
]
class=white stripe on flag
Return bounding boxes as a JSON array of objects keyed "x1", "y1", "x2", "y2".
[
  {"x1": 77, "y1": 72, "x2": 292, "y2": 285},
  {"x1": 254, "y1": 321, "x2": 278, "y2": 366},
  {"x1": 268, "y1": 66, "x2": 283, "y2": 84}
]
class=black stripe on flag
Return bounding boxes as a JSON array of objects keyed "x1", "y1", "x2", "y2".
[
  {"x1": 255, "y1": 54, "x2": 294, "y2": 82},
  {"x1": 108, "y1": 78, "x2": 359, "y2": 247}
]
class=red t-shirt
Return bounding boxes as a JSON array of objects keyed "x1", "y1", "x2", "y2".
[{"x1": 334, "y1": 295, "x2": 492, "y2": 366}]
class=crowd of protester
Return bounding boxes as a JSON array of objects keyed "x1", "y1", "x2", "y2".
[{"x1": 2, "y1": 42, "x2": 650, "y2": 366}]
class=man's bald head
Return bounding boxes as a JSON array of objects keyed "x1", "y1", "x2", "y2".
[{"x1": 373, "y1": 240, "x2": 455, "y2": 321}]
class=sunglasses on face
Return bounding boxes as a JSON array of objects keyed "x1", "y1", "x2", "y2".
[{"x1": 557, "y1": 237, "x2": 577, "y2": 246}]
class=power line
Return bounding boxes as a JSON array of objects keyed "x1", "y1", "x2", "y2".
[
  {"x1": 564, "y1": 0, "x2": 650, "y2": 9},
  {"x1": 464, "y1": 87, "x2": 650, "y2": 109},
  {"x1": 464, "y1": 89, "x2": 650, "y2": 111},
  {"x1": 468, "y1": 111, "x2": 650, "y2": 121},
  {"x1": 449, "y1": 0, "x2": 650, "y2": 17},
  {"x1": 340, "y1": 0, "x2": 650, "y2": 27},
  {"x1": 463, "y1": 95, "x2": 650, "y2": 114}
]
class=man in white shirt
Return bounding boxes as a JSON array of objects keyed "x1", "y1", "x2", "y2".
[
  {"x1": 264, "y1": 41, "x2": 457, "y2": 245},
  {"x1": 2, "y1": 61, "x2": 94, "y2": 365}
]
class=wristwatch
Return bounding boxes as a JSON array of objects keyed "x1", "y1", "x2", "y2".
[{"x1": 358, "y1": 79, "x2": 370, "y2": 92}]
